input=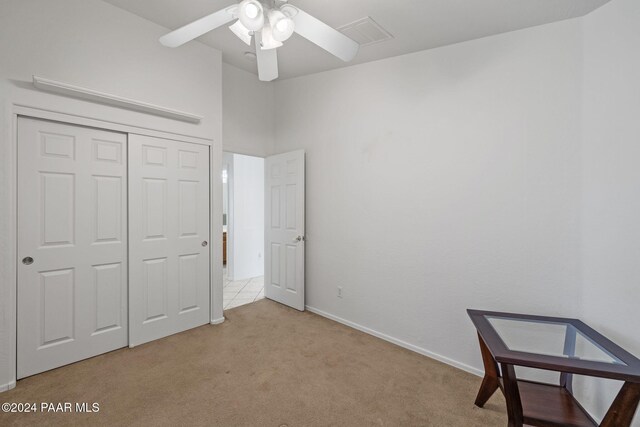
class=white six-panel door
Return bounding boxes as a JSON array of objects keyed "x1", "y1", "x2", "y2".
[
  {"x1": 128, "y1": 134, "x2": 210, "y2": 346},
  {"x1": 17, "y1": 117, "x2": 128, "y2": 379},
  {"x1": 265, "y1": 150, "x2": 305, "y2": 311}
]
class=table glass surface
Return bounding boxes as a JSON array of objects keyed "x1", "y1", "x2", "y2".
[{"x1": 485, "y1": 315, "x2": 625, "y2": 366}]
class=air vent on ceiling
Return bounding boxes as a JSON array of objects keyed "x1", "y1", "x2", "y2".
[{"x1": 338, "y1": 17, "x2": 393, "y2": 47}]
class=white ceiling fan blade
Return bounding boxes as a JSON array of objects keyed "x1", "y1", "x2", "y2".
[
  {"x1": 160, "y1": 6, "x2": 236, "y2": 48},
  {"x1": 286, "y1": 6, "x2": 359, "y2": 62},
  {"x1": 255, "y1": 32, "x2": 278, "y2": 82}
]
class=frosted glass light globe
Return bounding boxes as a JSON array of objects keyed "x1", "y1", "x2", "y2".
[{"x1": 238, "y1": 0, "x2": 264, "y2": 32}]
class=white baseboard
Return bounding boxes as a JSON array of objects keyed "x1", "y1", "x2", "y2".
[
  {"x1": 210, "y1": 317, "x2": 225, "y2": 325},
  {"x1": 0, "y1": 380, "x2": 16, "y2": 393},
  {"x1": 305, "y1": 305, "x2": 483, "y2": 378}
]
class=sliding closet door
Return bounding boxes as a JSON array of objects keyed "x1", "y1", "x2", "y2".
[
  {"x1": 128, "y1": 135, "x2": 210, "y2": 346},
  {"x1": 17, "y1": 117, "x2": 128, "y2": 379}
]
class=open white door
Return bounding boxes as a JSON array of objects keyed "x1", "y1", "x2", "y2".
[
  {"x1": 128, "y1": 135, "x2": 210, "y2": 346},
  {"x1": 264, "y1": 150, "x2": 305, "y2": 311}
]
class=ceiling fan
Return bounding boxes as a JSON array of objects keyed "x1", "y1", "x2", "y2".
[{"x1": 159, "y1": 0, "x2": 359, "y2": 81}]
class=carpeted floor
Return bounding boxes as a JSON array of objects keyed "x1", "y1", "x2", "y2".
[{"x1": 0, "y1": 299, "x2": 506, "y2": 426}]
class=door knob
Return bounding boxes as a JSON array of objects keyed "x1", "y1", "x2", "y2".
[
  {"x1": 202, "y1": 241, "x2": 208, "y2": 247},
  {"x1": 293, "y1": 235, "x2": 305, "y2": 243},
  {"x1": 22, "y1": 256, "x2": 34, "y2": 265}
]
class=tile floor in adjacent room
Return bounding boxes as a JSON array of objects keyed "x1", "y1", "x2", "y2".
[{"x1": 223, "y1": 271, "x2": 264, "y2": 310}]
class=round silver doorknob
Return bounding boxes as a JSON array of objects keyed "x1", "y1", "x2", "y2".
[
  {"x1": 293, "y1": 235, "x2": 304, "y2": 243},
  {"x1": 22, "y1": 257, "x2": 34, "y2": 265},
  {"x1": 202, "y1": 241, "x2": 208, "y2": 247}
]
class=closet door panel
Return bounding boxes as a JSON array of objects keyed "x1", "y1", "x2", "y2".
[
  {"x1": 128, "y1": 134, "x2": 210, "y2": 346},
  {"x1": 17, "y1": 117, "x2": 127, "y2": 379}
]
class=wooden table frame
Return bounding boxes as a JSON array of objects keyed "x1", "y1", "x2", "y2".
[{"x1": 468, "y1": 309, "x2": 640, "y2": 427}]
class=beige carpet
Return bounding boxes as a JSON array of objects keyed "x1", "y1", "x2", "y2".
[{"x1": 0, "y1": 299, "x2": 506, "y2": 426}]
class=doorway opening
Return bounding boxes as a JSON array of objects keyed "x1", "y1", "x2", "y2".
[{"x1": 222, "y1": 152, "x2": 265, "y2": 310}]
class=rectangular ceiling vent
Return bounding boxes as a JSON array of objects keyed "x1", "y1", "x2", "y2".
[{"x1": 338, "y1": 17, "x2": 393, "y2": 47}]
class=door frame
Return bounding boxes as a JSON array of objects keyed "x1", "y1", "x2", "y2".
[
  {"x1": 221, "y1": 151, "x2": 268, "y2": 308},
  {"x1": 222, "y1": 152, "x2": 235, "y2": 281},
  {"x1": 2, "y1": 103, "x2": 224, "y2": 392}
]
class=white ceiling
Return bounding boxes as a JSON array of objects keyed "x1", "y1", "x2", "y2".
[{"x1": 103, "y1": 0, "x2": 610, "y2": 80}]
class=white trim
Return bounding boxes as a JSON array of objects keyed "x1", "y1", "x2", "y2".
[
  {"x1": 0, "y1": 381, "x2": 16, "y2": 392},
  {"x1": 210, "y1": 317, "x2": 225, "y2": 325},
  {"x1": 210, "y1": 141, "x2": 224, "y2": 323},
  {"x1": 0, "y1": 104, "x2": 18, "y2": 393},
  {"x1": 33, "y1": 76, "x2": 202, "y2": 124},
  {"x1": 224, "y1": 152, "x2": 235, "y2": 281},
  {"x1": 13, "y1": 105, "x2": 211, "y2": 146},
  {"x1": 305, "y1": 305, "x2": 484, "y2": 378}
]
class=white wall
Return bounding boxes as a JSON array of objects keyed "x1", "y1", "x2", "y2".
[
  {"x1": 223, "y1": 63, "x2": 275, "y2": 157},
  {"x1": 221, "y1": 64, "x2": 271, "y2": 280},
  {"x1": 0, "y1": 0, "x2": 222, "y2": 140},
  {"x1": 274, "y1": 19, "x2": 584, "y2": 374},
  {"x1": 273, "y1": 2, "x2": 640, "y2": 422},
  {"x1": 578, "y1": 0, "x2": 640, "y2": 423},
  {"x1": 229, "y1": 154, "x2": 265, "y2": 280},
  {"x1": 0, "y1": 0, "x2": 224, "y2": 391}
]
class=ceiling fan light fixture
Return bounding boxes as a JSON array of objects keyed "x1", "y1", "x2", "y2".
[
  {"x1": 260, "y1": 24, "x2": 283, "y2": 50},
  {"x1": 229, "y1": 20, "x2": 252, "y2": 46},
  {"x1": 159, "y1": 1, "x2": 359, "y2": 82},
  {"x1": 238, "y1": 0, "x2": 264, "y2": 31},
  {"x1": 245, "y1": 3, "x2": 259, "y2": 19},
  {"x1": 268, "y1": 9, "x2": 294, "y2": 42}
]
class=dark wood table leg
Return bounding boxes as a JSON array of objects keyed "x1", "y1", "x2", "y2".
[
  {"x1": 475, "y1": 333, "x2": 501, "y2": 407},
  {"x1": 501, "y1": 363, "x2": 524, "y2": 427},
  {"x1": 600, "y1": 381, "x2": 640, "y2": 427}
]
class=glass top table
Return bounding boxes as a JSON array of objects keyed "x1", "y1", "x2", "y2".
[
  {"x1": 485, "y1": 315, "x2": 624, "y2": 366},
  {"x1": 467, "y1": 309, "x2": 640, "y2": 427}
]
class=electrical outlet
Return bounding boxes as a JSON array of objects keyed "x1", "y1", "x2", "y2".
[{"x1": 337, "y1": 286, "x2": 343, "y2": 298}]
